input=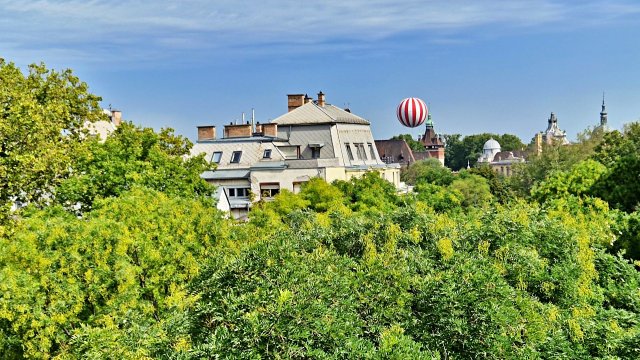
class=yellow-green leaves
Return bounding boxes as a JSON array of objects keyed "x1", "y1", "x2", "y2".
[{"x1": 0, "y1": 188, "x2": 225, "y2": 358}]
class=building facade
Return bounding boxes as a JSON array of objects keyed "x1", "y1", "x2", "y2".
[
  {"x1": 540, "y1": 112, "x2": 570, "y2": 145},
  {"x1": 477, "y1": 138, "x2": 526, "y2": 176},
  {"x1": 191, "y1": 92, "x2": 400, "y2": 219},
  {"x1": 414, "y1": 114, "x2": 445, "y2": 165}
]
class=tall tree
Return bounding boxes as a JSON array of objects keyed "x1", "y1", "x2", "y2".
[
  {"x1": 0, "y1": 61, "x2": 103, "y2": 208},
  {"x1": 401, "y1": 158, "x2": 454, "y2": 186},
  {"x1": 0, "y1": 188, "x2": 227, "y2": 358},
  {"x1": 509, "y1": 128, "x2": 603, "y2": 198},
  {"x1": 591, "y1": 122, "x2": 640, "y2": 212},
  {"x1": 55, "y1": 122, "x2": 214, "y2": 213}
]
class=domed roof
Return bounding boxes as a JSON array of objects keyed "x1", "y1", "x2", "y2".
[{"x1": 483, "y1": 138, "x2": 501, "y2": 151}]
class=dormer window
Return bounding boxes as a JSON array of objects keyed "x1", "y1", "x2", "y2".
[
  {"x1": 368, "y1": 143, "x2": 376, "y2": 160},
  {"x1": 211, "y1": 151, "x2": 222, "y2": 163},
  {"x1": 354, "y1": 143, "x2": 367, "y2": 160},
  {"x1": 230, "y1": 151, "x2": 242, "y2": 163},
  {"x1": 345, "y1": 144, "x2": 354, "y2": 161},
  {"x1": 309, "y1": 143, "x2": 324, "y2": 159}
]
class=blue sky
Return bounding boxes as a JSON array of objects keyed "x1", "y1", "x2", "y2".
[{"x1": 2, "y1": 0, "x2": 639, "y2": 143}]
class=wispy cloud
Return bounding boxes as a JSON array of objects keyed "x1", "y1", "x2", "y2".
[{"x1": 1, "y1": 0, "x2": 638, "y2": 65}]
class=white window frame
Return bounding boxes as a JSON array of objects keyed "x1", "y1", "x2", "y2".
[
  {"x1": 345, "y1": 144, "x2": 354, "y2": 161},
  {"x1": 368, "y1": 143, "x2": 376, "y2": 160},
  {"x1": 211, "y1": 151, "x2": 222, "y2": 163}
]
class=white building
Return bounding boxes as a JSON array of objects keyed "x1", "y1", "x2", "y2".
[
  {"x1": 477, "y1": 138, "x2": 501, "y2": 164},
  {"x1": 541, "y1": 112, "x2": 569, "y2": 145},
  {"x1": 190, "y1": 92, "x2": 401, "y2": 219},
  {"x1": 477, "y1": 138, "x2": 526, "y2": 176},
  {"x1": 83, "y1": 108, "x2": 122, "y2": 142}
]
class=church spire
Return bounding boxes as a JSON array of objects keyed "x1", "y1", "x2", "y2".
[{"x1": 600, "y1": 92, "x2": 608, "y2": 128}]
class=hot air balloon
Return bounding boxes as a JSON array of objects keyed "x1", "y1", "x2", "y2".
[{"x1": 397, "y1": 97, "x2": 428, "y2": 128}]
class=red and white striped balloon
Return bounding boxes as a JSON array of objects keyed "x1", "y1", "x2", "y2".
[{"x1": 397, "y1": 97, "x2": 428, "y2": 128}]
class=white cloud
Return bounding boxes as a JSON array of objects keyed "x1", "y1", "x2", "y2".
[{"x1": 1, "y1": 0, "x2": 638, "y2": 65}]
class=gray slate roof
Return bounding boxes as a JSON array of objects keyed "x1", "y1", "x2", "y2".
[{"x1": 272, "y1": 102, "x2": 370, "y2": 125}]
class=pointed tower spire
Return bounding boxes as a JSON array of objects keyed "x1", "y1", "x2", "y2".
[{"x1": 600, "y1": 92, "x2": 608, "y2": 128}]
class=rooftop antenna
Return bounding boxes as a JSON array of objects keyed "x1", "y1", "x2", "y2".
[{"x1": 251, "y1": 108, "x2": 255, "y2": 132}]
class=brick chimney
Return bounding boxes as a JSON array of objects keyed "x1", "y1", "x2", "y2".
[
  {"x1": 224, "y1": 123, "x2": 252, "y2": 138},
  {"x1": 262, "y1": 123, "x2": 278, "y2": 137},
  {"x1": 287, "y1": 94, "x2": 305, "y2": 112},
  {"x1": 304, "y1": 94, "x2": 312, "y2": 104},
  {"x1": 110, "y1": 110, "x2": 122, "y2": 126},
  {"x1": 197, "y1": 125, "x2": 216, "y2": 141},
  {"x1": 317, "y1": 91, "x2": 325, "y2": 107}
]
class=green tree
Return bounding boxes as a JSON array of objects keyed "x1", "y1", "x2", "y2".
[
  {"x1": 55, "y1": 122, "x2": 214, "y2": 212},
  {"x1": 591, "y1": 122, "x2": 640, "y2": 212},
  {"x1": 530, "y1": 159, "x2": 607, "y2": 204},
  {"x1": 469, "y1": 164, "x2": 515, "y2": 204},
  {"x1": 301, "y1": 177, "x2": 347, "y2": 213},
  {"x1": 0, "y1": 61, "x2": 103, "y2": 208},
  {"x1": 401, "y1": 158, "x2": 454, "y2": 186},
  {"x1": 0, "y1": 188, "x2": 227, "y2": 358},
  {"x1": 510, "y1": 128, "x2": 603, "y2": 198},
  {"x1": 444, "y1": 133, "x2": 525, "y2": 171},
  {"x1": 334, "y1": 171, "x2": 399, "y2": 213},
  {"x1": 450, "y1": 173, "x2": 493, "y2": 208},
  {"x1": 412, "y1": 182, "x2": 462, "y2": 212}
]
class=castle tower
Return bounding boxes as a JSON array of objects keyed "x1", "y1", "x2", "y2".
[{"x1": 417, "y1": 112, "x2": 445, "y2": 165}]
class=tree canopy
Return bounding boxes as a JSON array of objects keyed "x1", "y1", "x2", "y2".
[
  {"x1": 4, "y1": 60, "x2": 640, "y2": 359},
  {"x1": 444, "y1": 133, "x2": 525, "y2": 171},
  {"x1": 0, "y1": 60, "x2": 103, "y2": 208},
  {"x1": 55, "y1": 122, "x2": 214, "y2": 213}
]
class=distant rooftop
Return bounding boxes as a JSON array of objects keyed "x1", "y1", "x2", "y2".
[{"x1": 272, "y1": 102, "x2": 370, "y2": 126}]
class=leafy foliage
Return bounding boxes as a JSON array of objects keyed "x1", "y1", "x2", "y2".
[
  {"x1": 401, "y1": 158, "x2": 454, "y2": 186},
  {"x1": 444, "y1": 133, "x2": 525, "y2": 171},
  {"x1": 334, "y1": 171, "x2": 399, "y2": 213},
  {"x1": 55, "y1": 122, "x2": 214, "y2": 212},
  {"x1": 0, "y1": 61, "x2": 103, "y2": 208},
  {"x1": 0, "y1": 188, "x2": 227, "y2": 358},
  {"x1": 509, "y1": 128, "x2": 603, "y2": 198},
  {"x1": 4, "y1": 60, "x2": 640, "y2": 359},
  {"x1": 591, "y1": 123, "x2": 640, "y2": 212},
  {"x1": 469, "y1": 164, "x2": 515, "y2": 204}
]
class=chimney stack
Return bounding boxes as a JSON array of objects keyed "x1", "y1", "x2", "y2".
[
  {"x1": 317, "y1": 91, "x2": 325, "y2": 107},
  {"x1": 304, "y1": 94, "x2": 312, "y2": 104},
  {"x1": 197, "y1": 125, "x2": 216, "y2": 141},
  {"x1": 287, "y1": 94, "x2": 305, "y2": 112},
  {"x1": 224, "y1": 123, "x2": 252, "y2": 138},
  {"x1": 110, "y1": 110, "x2": 122, "y2": 126},
  {"x1": 262, "y1": 123, "x2": 278, "y2": 137}
]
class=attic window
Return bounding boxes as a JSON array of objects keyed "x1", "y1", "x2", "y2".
[
  {"x1": 211, "y1": 151, "x2": 222, "y2": 163},
  {"x1": 345, "y1": 144, "x2": 354, "y2": 161},
  {"x1": 355, "y1": 143, "x2": 367, "y2": 160},
  {"x1": 368, "y1": 143, "x2": 376, "y2": 160},
  {"x1": 263, "y1": 149, "x2": 272, "y2": 159},
  {"x1": 230, "y1": 151, "x2": 242, "y2": 163}
]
